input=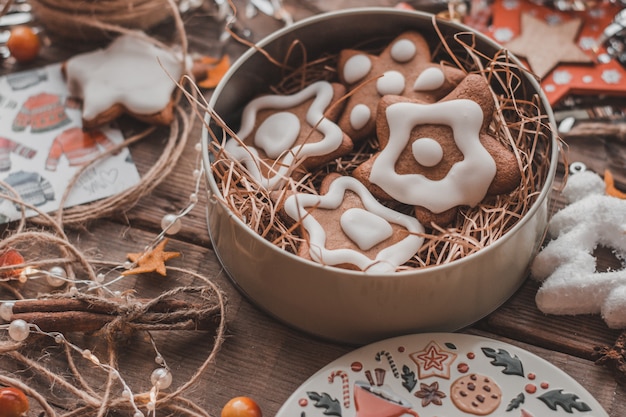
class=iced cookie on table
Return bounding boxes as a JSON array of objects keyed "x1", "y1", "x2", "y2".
[
  {"x1": 63, "y1": 34, "x2": 186, "y2": 129},
  {"x1": 224, "y1": 81, "x2": 352, "y2": 190},
  {"x1": 282, "y1": 173, "x2": 425, "y2": 273},
  {"x1": 352, "y1": 74, "x2": 521, "y2": 226},
  {"x1": 337, "y1": 30, "x2": 466, "y2": 142}
]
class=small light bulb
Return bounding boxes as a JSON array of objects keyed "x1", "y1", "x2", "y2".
[{"x1": 151, "y1": 367, "x2": 172, "y2": 390}]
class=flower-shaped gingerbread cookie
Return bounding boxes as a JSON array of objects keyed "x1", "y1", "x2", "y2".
[
  {"x1": 352, "y1": 74, "x2": 521, "y2": 226},
  {"x1": 64, "y1": 34, "x2": 186, "y2": 128},
  {"x1": 224, "y1": 81, "x2": 352, "y2": 190},
  {"x1": 337, "y1": 30, "x2": 466, "y2": 142},
  {"x1": 283, "y1": 174, "x2": 425, "y2": 273}
]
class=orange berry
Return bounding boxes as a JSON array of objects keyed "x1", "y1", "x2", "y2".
[
  {"x1": 0, "y1": 387, "x2": 29, "y2": 417},
  {"x1": 221, "y1": 396, "x2": 262, "y2": 417},
  {"x1": 7, "y1": 26, "x2": 40, "y2": 63}
]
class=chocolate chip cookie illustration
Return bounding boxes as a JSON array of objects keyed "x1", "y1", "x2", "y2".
[{"x1": 450, "y1": 373, "x2": 502, "y2": 415}]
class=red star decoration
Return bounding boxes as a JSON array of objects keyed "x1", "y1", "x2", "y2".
[
  {"x1": 486, "y1": 0, "x2": 626, "y2": 106},
  {"x1": 410, "y1": 341, "x2": 457, "y2": 379}
]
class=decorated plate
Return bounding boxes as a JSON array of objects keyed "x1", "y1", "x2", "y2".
[{"x1": 276, "y1": 333, "x2": 607, "y2": 417}]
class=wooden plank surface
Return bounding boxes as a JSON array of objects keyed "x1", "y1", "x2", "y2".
[{"x1": 1, "y1": 1, "x2": 625, "y2": 416}]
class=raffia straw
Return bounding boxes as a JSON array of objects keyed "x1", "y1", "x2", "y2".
[{"x1": 203, "y1": 20, "x2": 556, "y2": 270}]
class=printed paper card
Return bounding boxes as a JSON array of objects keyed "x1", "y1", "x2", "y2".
[{"x1": 0, "y1": 63, "x2": 141, "y2": 223}]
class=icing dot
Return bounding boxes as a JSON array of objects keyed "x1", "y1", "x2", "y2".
[
  {"x1": 254, "y1": 111, "x2": 301, "y2": 159},
  {"x1": 343, "y1": 54, "x2": 372, "y2": 84},
  {"x1": 525, "y1": 384, "x2": 537, "y2": 394},
  {"x1": 390, "y1": 39, "x2": 416, "y2": 62},
  {"x1": 413, "y1": 67, "x2": 445, "y2": 91},
  {"x1": 457, "y1": 362, "x2": 469, "y2": 373},
  {"x1": 412, "y1": 137, "x2": 443, "y2": 167},
  {"x1": 527, "y1": 373, "x2": 536, "y2": 380},
  {"x1": 467, "y1": 352, "x2": 475, "y2": 359},
  {"x1": 376, "y1": 71, "x2": 405, "y2": 96},
  {"x1": 350, "y1": 104, "x2": 371, "y2": 131},
  {"x1": 398, "y1": 346, "x2": 405, "y2": 353},
  {"x1": 351, "y1": 361, "x2": 363, "y2": 372},
  {"x1": 540, "y1": 382, "x2": 549, "y2": 389},
  {"x1": 340, "y1": 208, "x2": 393, "y2": 251},
  {"x1": 299, "y1": 398, "x2": 308, "y2": 407}
]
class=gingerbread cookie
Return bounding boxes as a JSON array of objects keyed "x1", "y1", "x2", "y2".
[
  {"x1": 224, "y1": 81, "x2": 352, "y2": 190},
  {"x1": 282, "y1": 173, "x2": 424, "y2": 273},
  {"x1": 450, "y1": 373, "x2": 502, "y2": 415},
  {"x1": 337, "y1": 31, "x2": 466, "y2": 142},
  {"x1": 352, "y1": 74, "x2": 521, "y2": 226},
  {"x1": 63, "y1": 34, "x2": 186, "y2": 128}
]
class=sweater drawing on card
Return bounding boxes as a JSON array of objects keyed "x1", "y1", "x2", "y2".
[
  {"x1": 12, "y1": 92, "x2": 71, "y2": 133},
  {"x1": 46, "y1": 127, "x2": 118, "y2": 171},
  {"x1": 0, "y1": 137, "x2": 37, "y2": 171},
  {"x1": 1, "y1": 170, "x2": 55, "y2": 208}
]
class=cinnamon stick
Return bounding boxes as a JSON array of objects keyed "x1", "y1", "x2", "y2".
[{"x1": 7, "y1": 297, "x2": 221, "y2": 334}]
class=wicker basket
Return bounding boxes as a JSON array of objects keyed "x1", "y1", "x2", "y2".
[{"x1": 30, "y1": 0, "x2": 179, "y2": 41}]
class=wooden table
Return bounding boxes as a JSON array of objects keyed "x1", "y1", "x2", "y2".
[{"x1": 1, "y1": 1, "x2": 625, "y2": 416}]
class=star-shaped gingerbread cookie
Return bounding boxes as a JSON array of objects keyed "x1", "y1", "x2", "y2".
[
  {"x1": 282, "y1": 173, "x2": 424, "y2": 273},
  {"x1": 337, "y1": 31, "x2": 467, "y2": 142},
  {"x1": 225, "y1": 81, "x2": 352, "y2": 190},
  {"x1": 64, "y1": 34, "x2": 186, "y2": 128},
  {"x1": 122, "y1": 238, "x2": 180, "y2": 276},
  {"x1": 352, "y1": 74, "x2": 521, "y2": 226}
]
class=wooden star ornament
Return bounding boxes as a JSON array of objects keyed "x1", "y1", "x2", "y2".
[
  {"x1": 504, "y1": 12, "x2": 592, "y2": 79},
  {"x1": 122, "y1": 238, "x2": 180, "y2": 276}
]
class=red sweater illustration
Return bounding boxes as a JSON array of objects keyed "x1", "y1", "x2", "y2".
[
  {"x1": 12, "y1": 92, "x2": 71, "y2": 133},
  {"x1": 46, "y1": 127, "x2": 117, "y2": 171},
  {"x1": 0, "y1": 137, "x2": 37, "y2": 171}
]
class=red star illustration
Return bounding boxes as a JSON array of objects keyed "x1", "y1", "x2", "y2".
[
  {"x1": 410, "y1": 340, "x2": 457, "y2": 379},
  {"x1": 486, "y1": 0, "x2": 626, "y2": 106}
]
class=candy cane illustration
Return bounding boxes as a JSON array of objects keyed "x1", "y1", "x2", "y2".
[
  {"x1": 328, "y1": 370, "x2": 350, "y2": 408},
  {"x1": 375, "y1": 350, "x2": 399, "y2": 378}
]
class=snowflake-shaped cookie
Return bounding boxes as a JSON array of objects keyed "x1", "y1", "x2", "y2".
[
  {"x1": 64, "y1": 34, "x2": 186, "y2": 128},
  {"x1": 224, "y1": 81, "x2": 352, "y2": 190},
  {"x1": 352, "y1": 74, "x2": 521, "y2": 226},
  {"x1": 337, "y1": 31, "x2": 466, "y2": 142},
  {"x1": 531, "y1": 169, "x2": 626, "y2": 329},
  {"x1": 283, "y1": 174, "x2": 424, "y2": 273}
]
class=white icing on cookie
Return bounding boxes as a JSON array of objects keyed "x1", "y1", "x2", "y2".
[
  {"x1": 225, "y1": 81, "x2": 344, "y2": 190},
  {"x1": 65, "y1": 34, "x2": 185, "y2": 122},
  {"x1": 377, "y1": 70, "x2": 405, "y2": 96},
  {"x1": 390, "y1": 38, "x2": 417, "y2": 62},
  {"x1": 349, "y1": 103, "x2": 371, "y2": 131},
  {"x1": 413, "y1": 67, "x2": 446, "y2": 91},
  {"x1": 370, "y1": 99, "x2": 496, "y2": 213},
  {"x1": 340, "y1": 208, "x2": 394, "y2": 251},
  {"x1": 255, "y1": 112, "x2": 300, "y2": 158},
  {"x1": 343, "y1": 54, "x2": 372, "y2": 84},
  {"x1": 284, "y1": 176, "x2": 424, "y2": 273},
  {"x1": 412, "y1": 137, "x2": 443, "y2": 167}
]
